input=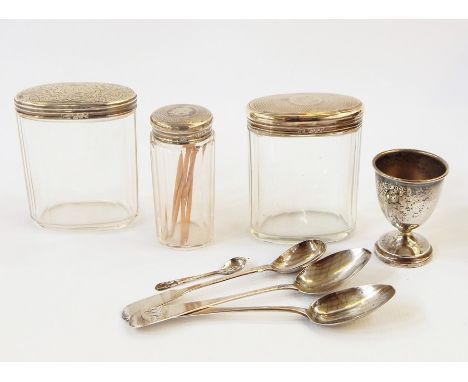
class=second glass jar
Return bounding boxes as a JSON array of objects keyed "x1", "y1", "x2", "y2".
[
  {"x1": 247, "y1": 93, "x2": 363, "y2": 243},
  {"x1": 150, "y1": 104, "x2": 215, "y2": 248}
]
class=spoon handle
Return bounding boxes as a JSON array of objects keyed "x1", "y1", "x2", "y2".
[
  {"x1": 155, "y1": 270, "x2": 220, "y2": 291},
  {"x1": 187, "y1": 305, "x2": 308, "y2": 318},
  {"x1": 122, "y1": 265, "x2": 271, "y2": 320},
  {"x1": 183, "y1": 264, "x2": 272, "y2": 294},
  {"x1": 128, "y1": 283, "x2": 296, "y2": 328}
]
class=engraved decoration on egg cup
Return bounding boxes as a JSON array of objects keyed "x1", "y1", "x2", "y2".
[{"x1": 373, "y1": 149, "x2": 448, "y2": 268}]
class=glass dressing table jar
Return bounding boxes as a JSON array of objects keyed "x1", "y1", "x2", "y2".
[
  {"x1": 247, "y1": 93, "x2": 363, "y2": 243},
  {"x1": 150, "y1": 104, "x2": 215, "y2": 248},
  {"x1": 15, "y1": 82, "x2": 138, "y2": 230}
]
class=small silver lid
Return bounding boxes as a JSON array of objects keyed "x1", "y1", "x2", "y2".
[{"x1": 150, "y1": 104, "x2": 213, "y2": 144}]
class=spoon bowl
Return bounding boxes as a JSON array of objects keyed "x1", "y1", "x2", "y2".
[
  {"x1": 294, "y1": 248, "x2": 371, "y2": 293},
  {"x1": 271, "y1": 239, "x2": 327, "y2": 273},
  {"x1": 219, "y1": 257, "x2": 248, "y2": 275},
  {"x1": 306, "y1": 284, "x2": 396, "y2": 325}
]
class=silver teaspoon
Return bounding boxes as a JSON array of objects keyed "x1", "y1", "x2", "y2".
[
  {"x1": 128, "y1": 248, "x2": 370, "y2": 328},
  {"x1": 189, "y1": 284, "x2": 396, "y2": 325},
  {"x1": 122, "y1": 239, "x2": 326, "y2": 321},
  {"x1": 155, "y1": 257, "x2": 248, "y2": 291}
]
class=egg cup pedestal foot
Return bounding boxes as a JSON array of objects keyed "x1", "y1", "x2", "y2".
[{"x1": 374, "y1": 231, "x2": 432, "y2": 268}]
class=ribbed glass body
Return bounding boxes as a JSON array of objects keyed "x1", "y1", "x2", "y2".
[
  {"x1": 249, "y1": 129, "x2": 361, "y2": 243},
  {"x1": 17, "y1": 112, "x2": 138, "y2": 229},
  {"x1": 151, "y1": 134, "x2": 214, "y2": 248}
]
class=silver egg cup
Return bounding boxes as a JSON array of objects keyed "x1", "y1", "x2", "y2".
[{"x1": 373, "y1": 149, "x2": 448, "y2": 268}]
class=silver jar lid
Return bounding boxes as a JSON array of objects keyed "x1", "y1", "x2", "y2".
[
  {"x1": 14, "y1": 82, "x2": 137, "y2": 120},
  {"x1": 247, "y1": 93, "x2": 363, "y2": 136},
  {"x1": 150, "y1": 104, "x2": 213, "y2": 144}
]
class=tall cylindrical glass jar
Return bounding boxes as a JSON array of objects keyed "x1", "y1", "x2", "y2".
[
  {"x1": 150, "y1": 104, "x2": 215, "y2": 248},
  {"x1": 15, "y1": 82, "x2": 138, "y2": 230},
  {"x1": 248, "y1": 93, "x2": 363, "y2": 243}
]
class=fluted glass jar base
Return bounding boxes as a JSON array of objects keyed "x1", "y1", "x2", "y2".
[
  {"x1": 157, "y1": 221, "x2": 212, "y2": 249},
  {"x1": 17, "y1": 110, "x2": 139, "y2": 231},
  {"x1": 151, "y1": 131, "x2": 215, "y2": 249},
  {"x1": 34, "y1": 201, "x2": 137, "y2": 230},
  {"x1": 250, "y1": 210, "x2": 354, "y2": 243}
]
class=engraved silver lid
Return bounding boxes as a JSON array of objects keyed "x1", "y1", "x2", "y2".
[
  {"x1": 15, "y1": 82, "x2": 137, "y2": 120},
  {"x1": 247, "y1": 93, "x2": 363, "y2": 136},
  {"x1": 150, "y1": 104, "x2": 213, "y2": 144}
]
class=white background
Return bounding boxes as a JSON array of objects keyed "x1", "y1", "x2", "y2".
[{"x1": 0, "y1": 20, "x2": 467, "y2": 361}]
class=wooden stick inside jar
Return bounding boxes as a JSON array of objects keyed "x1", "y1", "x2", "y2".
[
  {"x1": 181, "y1": 147, "x2": 198, "y2": 245},
  {"x1": 169, "y1": 145, "x2": 198, "y2": 245},
  {"x1": 169, "y1": 152, "x2": 185, "y2": 238}
]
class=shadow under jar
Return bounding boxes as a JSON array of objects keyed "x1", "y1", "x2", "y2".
[
  {"x1": 150, "y1": 104, "x2": 215, "y2": 248},
  {"x1": 247, "y1": 93, "x2": 363, "y2": 243},
  {"x1": 15, "y1": 82, "x2": 138, "y2": 230}
]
